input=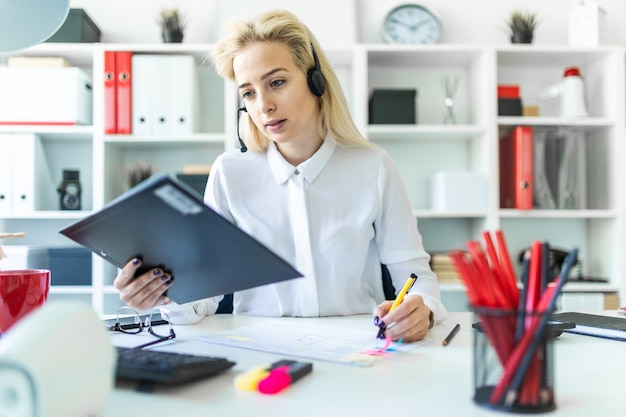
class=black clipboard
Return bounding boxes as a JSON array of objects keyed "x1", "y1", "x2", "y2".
[{"x1": 60, "y1": 173, "x2": 302, "y2": 304}]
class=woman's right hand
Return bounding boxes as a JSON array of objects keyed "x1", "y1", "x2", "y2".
[{"x1": 113, "y1": 258, "x2": 173, "y2": 310}]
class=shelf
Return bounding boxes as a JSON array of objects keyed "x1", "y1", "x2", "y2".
[
  {"x1": 367, "y1": 124, "x2": 485, "y2": 141},
  {"x1": 498, "y1": 116, "x2": 614, "y2": 128},
  {"x1": 496, "y1": 46, "x2": 615, "y2": 67},
  {"x1": 104, "y1": 133, "x2": 227, "y2": 146},
  {"x1": 413, "y1": 210, "x2": 487, "y2": 218},
  {"x1": 17, "y1": 43, "x2": 95, "y2": 67},
  {"x1": 2, "y1": 42, "x2": 623, "y2": 314},
  {"x1": 50, "y1": 286, "x2": 93, "y2": 295},
  {"x1": 0, "y1": 210, "x2": 93, "y2": 220},
  {"x1": 499, "y1": 209, "x2": 617, "y2": 219},
  {"x1": 0, "y1": 125, "x2": 93, "y2": 141}
]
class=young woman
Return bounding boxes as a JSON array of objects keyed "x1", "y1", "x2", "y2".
[{"x1": 114, "y1": 10, "x2": 446, "y2": 342}]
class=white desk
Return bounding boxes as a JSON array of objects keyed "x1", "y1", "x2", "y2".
[{"x1": 99, "y1": 312, "x2": 626, "y2": 417}]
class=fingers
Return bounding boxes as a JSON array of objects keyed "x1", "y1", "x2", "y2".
[
  {"x1": 375, "y1": 295, "x2": 431, "y2": 342},
  {"x1": 113, "y1": 258, "x2": 173, "y2": 310}
]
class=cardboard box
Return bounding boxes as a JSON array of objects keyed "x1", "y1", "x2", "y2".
[
  {"x1": 48, "y1": 247, "x2": 91, "y2": 285},
  {"x1": 369, "y1": 89, "x2": 417, "y2": 124},
  {"x1": 430, "y1": 171, "x2": 487, "y2": 213},
  {"x1": 46, "y1": 8, "x2": 101, "y2": 43},
  {"x1": 0, "y1": 67, "x2": 92, "y2": 125},
  {"x1": 0, "y1": 246, "x2": 49, "y2": 270}
]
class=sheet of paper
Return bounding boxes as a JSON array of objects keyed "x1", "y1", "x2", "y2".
[{"x1": 196, "y1": 320, "x2": 425, "y2": 367}]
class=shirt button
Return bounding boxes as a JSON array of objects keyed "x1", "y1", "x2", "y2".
[{"x1": 294, "y1": 169, "x2": 300, "y2": 175}]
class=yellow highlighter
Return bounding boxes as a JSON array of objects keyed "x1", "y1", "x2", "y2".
[
  {"x1": 377, "y1": 273, "x2": 418, "y2": 339},
  {"x1": 389, "y1": 273, "x2": 418, "y2": 312}
]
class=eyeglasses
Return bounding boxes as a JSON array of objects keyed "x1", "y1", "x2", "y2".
[{"x1": 113, "y1": 306, "x2": 176, "y2": 349}]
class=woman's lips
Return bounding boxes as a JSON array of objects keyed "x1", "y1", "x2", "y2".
[{"x1": 265, "y1": 119, "x2": 286, "y2": 132}]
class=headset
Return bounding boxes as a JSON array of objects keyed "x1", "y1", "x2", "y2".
[{"x1": 306, "y1": 43, "x2": 326, "y2": 97}]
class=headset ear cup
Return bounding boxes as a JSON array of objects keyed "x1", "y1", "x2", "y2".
[{"x1": 307, "y1": 68, "x2": 325, "y2": 97}]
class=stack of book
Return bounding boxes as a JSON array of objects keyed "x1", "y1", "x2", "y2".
[{"x1": 430, "y1": 252, "x2": 463, "y2": 284}]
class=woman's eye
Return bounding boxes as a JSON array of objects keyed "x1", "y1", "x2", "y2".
[
  {"x1": 241, "y1": 90, "x2": 253, "y2": 99},
  {"x1": 270, "y1": 79, "x2": 284, "y2": 88}
]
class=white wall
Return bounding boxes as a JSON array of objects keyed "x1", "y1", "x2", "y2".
[{"x1": 70, "y1": 0, "x2": 626, "y2": 45}]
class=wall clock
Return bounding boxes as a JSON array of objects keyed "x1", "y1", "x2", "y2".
[{"x1": 382, "y1": 3, "x2": 443, "y2": 44}]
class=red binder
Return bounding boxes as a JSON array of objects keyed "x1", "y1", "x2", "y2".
[
  {"x1": 104, "y1": 51, "x2": 117, "y2": 134},
  {"x1": 499, "y1": 126, "x2": 533, "y2": 210},
  {"x1": 116, "y1": 51, "x2": 132, "y2": 134}
]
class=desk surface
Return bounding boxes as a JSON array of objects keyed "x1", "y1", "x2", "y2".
[{"x1": 99, "y1": 312, "x2": 626, "y2": 417}]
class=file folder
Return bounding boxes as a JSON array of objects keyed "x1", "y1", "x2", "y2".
[
  {"x1": 59, "y1": 174, "x2": 303, "y2": 305},
  {"x1": 499, "y1": 126, "x2": 534, "y2": 210},
  {"x1": 0, "y1": 135, "x2": 14, "y2": 213},
  {"x1": 533, "y1": 129, "x2": 556, "y2": 209},
  {"x1": 116, "y1": 51, "x2": 132, "y2": 135},
  {"x1": 132, "y1": 55, "x2": 197, "y2": 135},
  {"x1": 104, "y1": 51, "x2": 117, "y2": 134},
  {"x1": 168, "y1": 55, "x2": 197, "y2": 134},
  {"x1": 9, "y1": 134, "x2": 55, "y2": 212},
  {"x1": 558, "y1": 129, "x2": 586, "y2": 209},
  {"x1": 131, "y1": 55, "x2": 156, "y2": 135}
]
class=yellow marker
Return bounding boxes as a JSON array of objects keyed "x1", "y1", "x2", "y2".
[
  {"x1": 235, "y1": 365, "x2": 270, "y2": 391},
  {"x1": 389, "y1": 273, "x2": 418, "y2": 312}
]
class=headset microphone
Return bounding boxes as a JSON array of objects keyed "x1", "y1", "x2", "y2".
[{"x1": 237, "y1": 106, "x2": 248, "y2": 153}]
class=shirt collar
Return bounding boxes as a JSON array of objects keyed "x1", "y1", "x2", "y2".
[{"x1": 268, "y1": 138, "x2": 336, "y2": 184}]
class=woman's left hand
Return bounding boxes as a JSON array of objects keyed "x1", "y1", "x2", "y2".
[{"x1": 373, "y1": 294, "x2": 432, "y2": 342}]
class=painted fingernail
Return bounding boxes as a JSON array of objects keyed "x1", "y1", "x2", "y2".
[
  {"x1": 161, "y1": 274, "x2": 170, "y2": 281},
  {"x1": 132, "y1": 258, "x2": 140, "y2": 265},
  {"x1": 165, "y1": 279, "x2": 173, "y2": 286},
  {"x1": 153, "y1": 269, "x2": 162, "y2": 276},
  {"x1": 374, "y1": 316, "x2": 380, "y2": 326},
  {"x1": 377, "y1": 321, "x2": 386, "y2": 329}
]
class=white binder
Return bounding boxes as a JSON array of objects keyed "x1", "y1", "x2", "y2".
[
  {"x1": 131, "y1": 55, "x2": 157, "y2": 135},
  {"x1": 132, "y1": 55, "x2": 197, "y2": 135},
  {"x1": 0, "y1": 135, "x2": 14, "y2": 213},
  {"x1": 168, "y1": 55, "x2": 197, "y2": 134},
  {"x1": 11, "y1": 134, "x2": 55, "y2": 212}
]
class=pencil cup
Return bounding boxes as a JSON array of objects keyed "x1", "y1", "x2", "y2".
[{"x1": 472, "y1": 307, "x2": 556, "y2": 413}]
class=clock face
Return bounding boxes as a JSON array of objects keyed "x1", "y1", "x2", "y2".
[{"x1": 383, "y1": 4, "x2": 442, "y2": 44}]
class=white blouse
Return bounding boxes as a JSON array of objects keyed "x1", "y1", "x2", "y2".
[{"x1": 162, "y1": 138, "x2": 447, "y2": 324}]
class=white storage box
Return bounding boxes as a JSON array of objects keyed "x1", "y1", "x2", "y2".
[
  {"x1": 0, "y1": 67, "x2": 92, "y2": 125},
  {"x1": 430, "y1": 171, "x2": 487, "y2": 213},
  {"x1": 0, "y1": 245, "x2": 49, "y2": 271}
]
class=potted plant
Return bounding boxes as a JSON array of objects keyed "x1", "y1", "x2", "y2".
[
  {"x1": 158, "y1": 8, "x2": 186, "y2": 43},
  {"x1": 507, "y1": 10, "x2": 538, "y2": 44},
  {"x1": 125, "y1": 161, "x2": 155, "y2": 189}
]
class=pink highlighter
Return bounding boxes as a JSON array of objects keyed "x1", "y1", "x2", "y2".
[{"x1": 236, "y1": 360, "x2": 313, "y2": 394}]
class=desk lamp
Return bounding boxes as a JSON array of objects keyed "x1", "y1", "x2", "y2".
[
  {"x1": 0, "y1": 0, "x2": 69, "y2": 53},
  {"x1": 0, "y1": 5, "x2": 115, "y2": 417}
]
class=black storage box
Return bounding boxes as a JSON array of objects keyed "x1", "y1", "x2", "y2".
[
  {"x1": 369, "y1": 89, "x2": 417, "y2": 124},
  {"x1": 46, "y1": 9, "x2": 101, "y2": 43},
  {"x1": 498, "y1": 98, "x2": 523, "y2": 116},
  {"x1": 48, "y1": 247, "x2": 92, "y2": 285}
]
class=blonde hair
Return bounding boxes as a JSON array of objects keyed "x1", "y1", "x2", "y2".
[{"x1": 212, "y1": 10, "x2": 370, "y2": 152}]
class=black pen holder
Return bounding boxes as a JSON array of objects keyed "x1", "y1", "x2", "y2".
[{"x1": 472, "y1": 307, "x2": 556, "y2": 414}]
